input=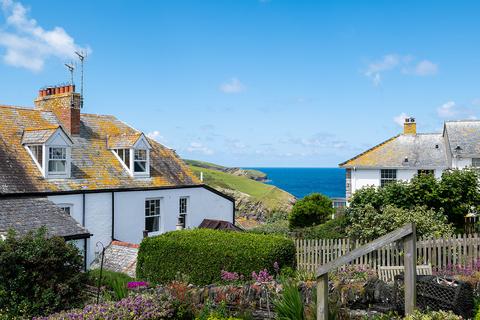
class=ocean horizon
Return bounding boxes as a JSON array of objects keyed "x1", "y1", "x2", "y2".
[{"x1": 247, "y1": 167, "x2": 346, "y2": 199}]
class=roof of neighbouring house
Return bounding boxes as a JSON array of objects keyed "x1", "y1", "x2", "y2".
[
  {"x1": 0, "y1": 197, "x2": 90, "y2": 239},
  {"x1": 0, "y1": 105, "x2": 200, "y2": 194},
  {"x1": 339, "y1": 133, "x2": 449, "y2": 169},
  {"x1": 90, "y1": 240, "x2": 138, "y2": 278},
  {"x1": 444, "y1": 120, "x2": 480, "y2": 157},
  {"x1": 199, "y1": 219, "x2": 243, "y2": 231}
]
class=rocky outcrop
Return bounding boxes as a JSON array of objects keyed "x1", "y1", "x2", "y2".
[{"x1": 218, "y1": 187, "x2": 295, "y2": 224}]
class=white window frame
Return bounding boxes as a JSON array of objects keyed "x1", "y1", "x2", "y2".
[
  {"x1": 380, "y1": 169, "x2": 397, "y2": 187},
  {"x1": 25, "y1": 144, "x2": 45, "y2": 172},
  {"x1": 112, "y1": 148, "x2": 132, "y2": 174},
  {"x1": 48, "y1": 146, "x2": 68, "y2": 175},
  {"x1": 472, "y1": 158, "x2": 480, "y2": 168},
  {"x1": 145, "y1": 198, "x2": 161, "y2": 234},
  {"x1": 178, "y1": 197, "x2": 188, "y2": 229}
]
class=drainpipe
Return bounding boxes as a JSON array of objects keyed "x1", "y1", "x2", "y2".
[{"x1": 111, "y1": 192, "x2": 115, "y2": 240}]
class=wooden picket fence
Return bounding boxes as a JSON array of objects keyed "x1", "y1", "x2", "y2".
[{"x1": 295, "y1": 234, "x2": 480, "y2": 273}]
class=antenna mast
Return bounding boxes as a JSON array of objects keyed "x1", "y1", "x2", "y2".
[
  {"x1": 75, "y1": 51, "x2": 86, "y2": 108},
  {"x1": 65, "y1": 63, "x2": 75, "y2": 107}
]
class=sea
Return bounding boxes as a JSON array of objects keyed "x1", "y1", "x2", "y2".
[{"x1": 248, "y1": 167, "x2": 346, "y2": 199}]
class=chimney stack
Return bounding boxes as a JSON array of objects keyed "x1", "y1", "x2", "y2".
[
  {"x1": 403, "y1": 117, "x2": 416, "y2": 135},
  {"x1": 34, "y1": 84, "x2": 81, "y2": 135}
]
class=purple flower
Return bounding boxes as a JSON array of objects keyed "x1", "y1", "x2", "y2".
[
  {"x1": 221, "y1": 270, "x2": 240, "y2": 281},
  {"x1": 127, "y1": 281, "x2": 149, "y2": 289},
  {"x1": 252, "y1": 269, "x2": 273, "y2": 282},
  {"x1": 273, "y1": 261, "x2": 280, "y2": 274}
]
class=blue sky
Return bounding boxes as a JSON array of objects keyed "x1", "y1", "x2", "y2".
[{"x1": 1, "y1": 0, "x2": 479, "y2": 167}]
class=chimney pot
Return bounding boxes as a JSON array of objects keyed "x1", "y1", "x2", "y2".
[{"x1": 59, "y1": 86, "x2": 64, "y2": 94}]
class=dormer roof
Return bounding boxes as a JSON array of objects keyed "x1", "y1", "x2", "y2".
[
  {"x1": 21, "y1": 126, "x2": 74, "y2": 145},
  {"x1": 107, "y1": 132, "x2": 152, "y2": 149}
]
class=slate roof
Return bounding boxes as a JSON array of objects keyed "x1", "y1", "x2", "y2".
[
  {"x1": 444, "y1": 120, "x2": 480, "y2": 157},
  {"x1": 107, "y1": 133, "x2": 143, "y2": 149},
  {"x1": 0, "y1": 197, "x2": 90, "y2": 239},
  {"x1": 21, "y1": 127, "x2": 59, "y2": 144},
  {"x1": 199, "y1": 219, "x2": 243, "y2": 231},
  {"x1": 0, "y1": 105, "x2": 200, "y2": 194},
  {"x1": 340, "y1": 133, "x2": 448, "y2": 169}
]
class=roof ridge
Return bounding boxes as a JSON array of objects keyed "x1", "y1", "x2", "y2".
[{"x1": 0, "y1": 105, "x2": 35, "y2": 110}]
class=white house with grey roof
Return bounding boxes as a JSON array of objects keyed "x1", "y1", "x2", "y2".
[
  {"x1": 340, "y1": 117, "x2": 480, "y2": 200},
  {"x1": 0, "y1": 84, "x2": 235, "y2": 267}
]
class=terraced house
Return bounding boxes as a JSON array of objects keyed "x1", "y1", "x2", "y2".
[
  {"x1": 0, "y1": 84, "x2": 235, "y2": 266},
  {"x1": 340, "y1": 117, "x2": 480, "y2": 200}
]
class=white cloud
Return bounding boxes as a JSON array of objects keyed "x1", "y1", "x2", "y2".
[
  {"x1": 437, "y1": 101, "x2": 457, "y2": 118},
  {"x1": 413, "y1": 60, "x2": 438, "y2": 76},
  {"x1": 219, "y1": 77, "x2": 245, "y2": 94},
  {"x1": 147, "y1": 130, "x2": 165, "y2": 142},
  {"x1": 187, "y1": 142, "x2": 214, "y2": 155},
  {"x1": 393, "y1": 112, "x2": 409, "y2": 126},
  {"x1": 364, "y1": 54, "x2": 437, "y2": 85},
  {"x1": 0, "y1": 0, "x2": 90, "y2": 71}
]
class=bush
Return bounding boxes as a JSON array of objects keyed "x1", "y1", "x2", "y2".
[
  {"x1": 249, "y1": 219, "x2": 290, "y2": 236},
  {"x1": 87, "y1": 269, "x2": 134, "y2": 300},
  {"x1": 405, "y1": 309, "x2": 462, "y2": 320},
  {"x1": 346, "y1": 204, "x2": 454, "y2": 241},
  {"x1": 136, "y1": 229, "x2": 295, "y2": 285},
  {"x1": 350, "y1": 169, "x2": 480, "y2": 228},
  {"x1": 0, "y1": 228, "x2": 86, "y2": 318},
  {"x1": 274, "y1": 280, "x2": 305, "y2": 320},
  {"x1": 288, "y1": 193, "x2": 334, "y2": 229},
  {"x1": 292, "y1": 216, "x2": 348, "y2": 239}
]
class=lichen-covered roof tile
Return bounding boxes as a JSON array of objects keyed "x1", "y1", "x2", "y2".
[{"x1": 0, "y1": 106, "x2": 200, "y2": 194}]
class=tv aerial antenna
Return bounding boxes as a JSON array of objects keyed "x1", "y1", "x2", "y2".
[
  {"x1": 75, "y1": 51, "x2": 86, "y2": 108},
  {"x1": 65, "y1": 62, "x2": 75, "y2": 107}
]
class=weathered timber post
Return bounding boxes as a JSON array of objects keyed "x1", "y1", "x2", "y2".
[
  {"x1": 404, "y1": 223, "x2": 417, "y2": 315},
  {"x1": 317, "y1": 274, "x2": 329, "y2": 320},
  {"x1": 315, "y1": 223, "x2": 416, "y2": 320}
]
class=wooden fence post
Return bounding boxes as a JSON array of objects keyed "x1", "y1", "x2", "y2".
[
  {"x1": 317, "y1": 273, "x2": 329, "y2": 320},
  {"x1": 404, "y1": 223, "x2": 417, "y2": 315}
]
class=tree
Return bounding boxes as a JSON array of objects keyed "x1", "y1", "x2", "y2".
[
  {"x1": 347, "y1": 204, "x2": 454, "y2": 241},
  {"x1": 0, "y1": 228, "x2": 86, "y2": 318},
  {"x1": 288, "y1": 193, "x2": 334, "y2": 228}
]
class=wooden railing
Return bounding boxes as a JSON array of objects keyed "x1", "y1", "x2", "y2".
[
  {"x1": 296, "y1": 233, "x2": 480, "y2": 272},
  {"x1": 315, "y1": 223, "x2": 417, "y2": 320}
]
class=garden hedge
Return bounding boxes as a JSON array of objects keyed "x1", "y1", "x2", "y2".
[{"x1": 136, "y1": 229, "x2": 296, "y2": 285}]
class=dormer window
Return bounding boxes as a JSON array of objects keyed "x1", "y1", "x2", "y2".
[
  {"x1": 108, "y1": 133, "x2": 151, "y2": 178},
  {"x1": 48, "y1": 147, "x2": 67, "y2": 173},
  {"x1": 134, "y1": 149, "x2": 147, "y2": 173},
  {"x1": 22, "y1": 126, "x2": 73, "y2": 179}
]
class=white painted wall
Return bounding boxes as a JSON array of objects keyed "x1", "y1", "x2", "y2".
[
  {"x1": 351, "y1": 169, "x2": 380, "y2": 194},
  {"x1": 114, "y1": 187, "x2": 233, "y2": 244},
  {"x1": 48, "y1": 187, "x2": 233, "y2": 266},
  {"x1": 454, "y1": 158, "x2": 472, "y2": 169}
]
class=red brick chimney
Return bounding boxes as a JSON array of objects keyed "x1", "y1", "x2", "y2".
[{"x1": 34, "y1": 85, "x2": 81, "y2": 135}]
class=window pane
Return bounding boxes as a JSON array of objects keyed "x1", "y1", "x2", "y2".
[
  {"x1": 134, "y1": 160, "x2": 147, "y2": 172},
  {"x1": 49, "y1": 147, "x2": 66, "y2": 160},
  {"x1": 145, "y1": 216, "x2": 159, "y2": 232},
  {"x1": 380, "y1": 169, "x2": 397, "y2": 187},
  {"x1": 473, "y1": 158, "x2": 480, "y2": 167},
  {"x1": 135, "y1": 149, "x2": 147, "y2": 160},
  {"x1": 48, "y1": 160, "x2": 66, "y2": 173}
]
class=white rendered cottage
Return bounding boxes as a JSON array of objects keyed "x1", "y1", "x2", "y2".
[
  {"x1": 0, "y1": 84, "x2": 235, "y2": 266},
  {"x1": 340, "y1": 117, "x2": 480, "y2": 200}
]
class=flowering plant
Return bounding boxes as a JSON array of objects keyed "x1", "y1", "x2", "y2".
[
  {"x1": 127, "y1": 281, "x2": 149, "y2": 289},
  {"x1": 251, "y1": 269, "x2": 273, "y2": 283},
  {"x1": 221, "y1": 270, "x2": 241, "y2": 282}
]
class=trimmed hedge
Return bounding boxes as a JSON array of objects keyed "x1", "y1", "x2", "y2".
[{"x1": 136, "y1": 229, "x2": 296, "y2": 285}]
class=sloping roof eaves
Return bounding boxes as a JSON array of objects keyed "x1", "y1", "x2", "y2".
[
  {"x1": 444, "y1": 120, "x2": 480, "y2": 157},
  {"x1": 339, "y1": 135, "x2": 399, "y2": 167},
  {"x1": 0, "y1": 197, "x2": 90, "y2": 239}
]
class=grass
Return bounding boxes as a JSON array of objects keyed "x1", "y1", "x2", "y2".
[
  {"x1": 87, "y1": 269, "x2": 133, "y2": 300},
  {"x1": 189, "y1": 165, "x2": 291, "y2": 205}
]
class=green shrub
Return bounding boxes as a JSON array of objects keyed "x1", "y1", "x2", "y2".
[
  {"x1": 346, "y1": 204, "x2": 453, "y2": 241},
  {"x1": 136, "y1": 229, "x2": 295, "y2": 285},
  {"x1": 292, "y1": 216, "x2": 347, "y2": 239},
  {"x1": 249, "y1": 219, "x2": 290, "y2": 236},
  {"x1": 87, "y1": 269, "x2": 133, "y2": 300},
  {"x1": 405, "y1": 309, "x2": 462, "y2": 320},
  {"x1": 289, "y1": 193, "x2": 334, "y2": 229},
  {"x1": 0, "y1": 228, "x2": 86, "y2": 318}
]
